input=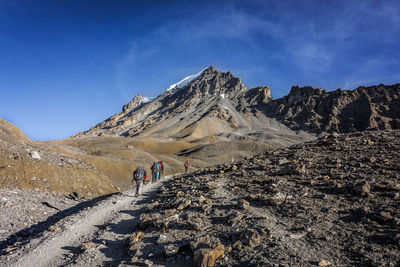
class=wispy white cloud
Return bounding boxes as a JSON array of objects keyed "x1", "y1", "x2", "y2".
[{"x1": 115, "y1": 0, "x2": 400, "y2": 95}]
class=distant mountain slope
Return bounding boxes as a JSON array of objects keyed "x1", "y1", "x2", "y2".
[
  {"x1": 255, "y1": 84, "x2": 400, "y2": 133},
  {"x1": 77, "y1": 66, "x2": 312, "y2": 145},
  {"x1": 77, "y1": 66, "x2": 399, "y2": 140},
  {"x1": 0, "y1": 118, "x2": 30, "y2": 144}
]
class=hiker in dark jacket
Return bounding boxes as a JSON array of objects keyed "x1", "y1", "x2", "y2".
[
  {"x1": 132, "y1": 166, "x2": 147, "y2": 196},
  {"x1": 151, "y1": 162, "x2": 157, "y2": 183}
]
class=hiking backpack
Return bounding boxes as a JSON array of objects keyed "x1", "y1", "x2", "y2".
[
  {"x1": 156, "y1": 162, "x2": 160, "y2": 171},
  {"x1": 134, "y1": 166, "x2": 145, "y2": 180}
]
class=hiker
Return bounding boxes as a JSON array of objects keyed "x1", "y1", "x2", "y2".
[
  {"x1": 158, "y1": 160, "x2": 164, "y2": 179},
  {"x1": 151, "y1": 162, "x2": 157, "y2": 183},
  {"x1": 156, "y1": 161, "x2": 161, "y2": 181},
  {"x1": 132, "y1": 166, "x2": 147, "y2": 196},
  {"x1": 184, "y1": 160, "x2": 189, "y2": 173}
]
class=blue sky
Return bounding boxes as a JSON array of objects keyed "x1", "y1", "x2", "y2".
[{"x1": 0, "y1": 0, "x2": 399, "y2": 140}]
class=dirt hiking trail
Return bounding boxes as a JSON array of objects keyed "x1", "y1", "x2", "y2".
[{"x1": 1, "y1": 175, "x2": 174, "y2": 267}]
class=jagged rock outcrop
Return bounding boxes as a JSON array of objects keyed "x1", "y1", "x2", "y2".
[
  {"x1": 122, "y1": 94, "x2": 147, "y2": 113},
  {"x1": 256, "y1": 84, "x2": 400, "y2": 133}
]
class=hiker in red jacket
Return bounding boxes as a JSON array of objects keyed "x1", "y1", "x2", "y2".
[
  {"x1": 184, "y1": 160, "x2": 189, "y2": 174},
  {"x1": 158, "y1": 160, "x2": 164, "y2": 179}
]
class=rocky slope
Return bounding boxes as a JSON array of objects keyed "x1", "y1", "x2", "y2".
[
  {"x1": 0, "y1": 119, "x2": 119, "y2": 197},
  {"x1": 258, "y1": 83, "x2": 400, "y2": 134},
  {"x1": 1, "y1": 118, "x2": 259, "y2": 198},
  {"x1": 0, "y1": 188, "x2": 81, "y2": 242},
  {"x1": 77, "y1": 66, "x2": 312, "y2": 145},
  {"x1": 0, "y1": 119, "x2": 30, "y2": 144},
  {"x1": 2, "y1": 130, "x2": 398, "y2": 266},
  {"x1": 113, "y1": 130, "x2": 400, "y2": 266},
  {"x1": 0, "y1": 119, "x2": 166, "y2": 197}
]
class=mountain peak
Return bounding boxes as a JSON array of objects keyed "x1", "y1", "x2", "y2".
[
  {"x1": 202, "y1": 65, "x2": 217, "y2": 73},
  {"x1": 122, "y1": 94, "x2": 153, "y2": 113},
  {"x1": 166, "y1": 66, "x2": 227, "y2": 94},
  {"x1": 286, "y1": 85, "x2": 324, "y2": 104}
]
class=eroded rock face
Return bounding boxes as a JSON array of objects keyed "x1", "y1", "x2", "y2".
[{"x1": 261, "y1": 84, "x2": 400, "y2": 133}]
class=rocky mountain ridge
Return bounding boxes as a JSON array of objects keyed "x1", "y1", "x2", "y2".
[
  {"x1": 77, "y1": 67, "x2": 303, "y2": 142},
  {"x1": 77, "y1": 66, "x2": 400, "y2": 141},
  {"x1": 262, "y1": 83, "x2": 400, "y2": 133}
]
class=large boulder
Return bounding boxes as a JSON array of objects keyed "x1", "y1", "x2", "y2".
[{"x1": 193, "y1": 241, "x2": 225, "y2": 267}]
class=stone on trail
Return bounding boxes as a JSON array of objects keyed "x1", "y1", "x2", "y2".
[
  {"x1": 278, "y1": 157, "x2": 289, "y2": 165},
  {"x1": 177, "y1": 199, "x2": 191, "y2": 210},
  {"x1": 207, "y1": 182, "x2": 220, "y2": 189},
  {"x1": 5, "y1": 247, "x2": 18, "y2": 253},
  {"x1": 30, "y1": 151, "x2": 41, "y2": 159},
  {"x1": 228, "y1": 211, "x2": 244, "y2": 224},
  {"x1": 232, "y1": 240, "x2": 242, "y2": 250},
  {"x1": 371, "y1": 211, "x2": 393, "y2": 224},
  {"x1": 240, "y1": 229, "x2": 260, "y2": 247},
  {"x1": 80, "y1": 242, "x2": 94, "y2": 251},
  {"x1": 146, "y1": 201, "x2": 159, "y2": 211},
  {"x1": 193, "y1": 242, "x2": 225, "y2": 267},
  {"x1": 163, "y1": 209, "x2": 176, "y2": 216},
  {"x1": 157, "y1": 234, "x2": 168, "y2": 244},
  {"x1": 155, "y1": 214, "x2": 179, "y2": 230},
  {"x1": 164, "y1": 244, "x2": 179, "y2": 256},
  {"x1": 143, "y1": 259, "x2": 154, "y2": 267},
  {"x1": 238, "y1": 199, "x2": 250, "y2": 210},
  {"x1": 190, "y1": 235, "x2": 220, "y2": 252},
  {"x1": 49, "y1": 225, "x2": 61, "y2": 233},
  {"x1": 139, "y1": 213, "x2": 159, "y2": 229},
  {"x1": 318, "y1": 259, "x2": 331, "y2": 266},
  {"x1": 353, "y1": 181, "x2": 371, "y2": 196},
  {"x1": 127, "y1": 232, "x2": 143, "y2": 245},
  {"x1": 187, "y1": 215, "x2": 202, "y2": 231},
  {"x1": 199, "y1": 195, "x2": 206, "y2": 204},
  {"x1": 268, "y1": 192, "x2": 286, "y2": 206}
]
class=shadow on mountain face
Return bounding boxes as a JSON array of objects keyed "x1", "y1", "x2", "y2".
[{"x1": 0, "y1": 193, "x2": 117, "y2": 255}]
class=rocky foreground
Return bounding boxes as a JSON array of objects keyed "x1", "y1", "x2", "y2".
[
  {"x1": 1, "y1": 130, "x2": 399, "y2": 267},
  {"x1": 119, "y1": 130, "x2": 399, "y2": 266}
]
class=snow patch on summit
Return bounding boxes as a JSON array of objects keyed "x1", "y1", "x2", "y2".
[
  {"x1": 166, "y1": 68, "x2": 207, "y2": 93},
  {"x1": 140, "y1": 97, "x2": 153, "y2": 104}
]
